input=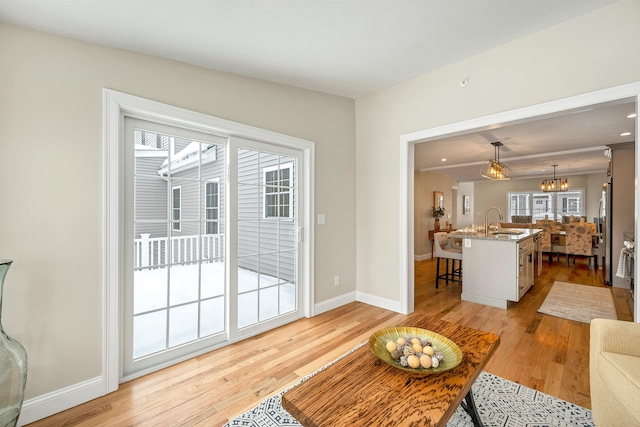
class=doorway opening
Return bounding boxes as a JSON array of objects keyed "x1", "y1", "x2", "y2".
[{"x1": 400, "y1": 82, "x2": 640, "y2": 318}]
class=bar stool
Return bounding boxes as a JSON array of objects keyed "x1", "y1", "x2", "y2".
[{"x1": 434, "y1": 232, "x2": 462, "y2": 288}]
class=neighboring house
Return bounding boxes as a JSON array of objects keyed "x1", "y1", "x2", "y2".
[{"x1": 134, "y1": 130, "x2": 295, "y2": 282}]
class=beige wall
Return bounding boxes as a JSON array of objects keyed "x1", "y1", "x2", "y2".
[
  {"x1": 356, "y1": 0, "x2": 640, "y2": 302},
  {"x1": 0, "y1": 23, "x2": 356, "y2": 400},
  {"x1": 456, "y1": 182, "x2": 475, "y2": 229},
  {"x1": 414, "y1": 171, "x2": 453, "y2": 258}
]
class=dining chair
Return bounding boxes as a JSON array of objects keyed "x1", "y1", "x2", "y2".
[
  {"x1": 434, "y1": 232, "x2": 462, "y2": 288},
  {"x1": 565, "y1": 223, "x2": 598, "y2": 269},
  {"x1": 536, "y1": 220, "x2": 556, "y2": 263},
  {"x1": 511, "y1": 215, "x2": 532, "y2": 223}
]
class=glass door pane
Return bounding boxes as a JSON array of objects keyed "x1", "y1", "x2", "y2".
[
  {"x1": 123, "y1": 118, "x2": 304, "y2": 378},
  {"x1": 236, "y1": 147, "x2": 298, "y2": 330},
  {"x1": 124, "y1": 117, "x2": 227, "y2": 376}
]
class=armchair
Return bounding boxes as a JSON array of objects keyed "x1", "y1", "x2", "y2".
[{"x1": 590, "y1": 318, "x2": 640, "y2": 426}]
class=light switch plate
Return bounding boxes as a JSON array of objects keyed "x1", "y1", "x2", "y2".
[
  {"x1": 318, "y1": 214, "x2": 326, "y2": 225},
  {"x1": 465, "y1": 239, "x2": 471, "y2": 248}
]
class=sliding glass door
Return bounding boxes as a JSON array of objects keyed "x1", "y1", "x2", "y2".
[
  {"x1": 122, "y1": 118, "x2": 303, "y2": 377},
  {"x1": 229, "y1": 139, "x2": 301, "y2": 339}
]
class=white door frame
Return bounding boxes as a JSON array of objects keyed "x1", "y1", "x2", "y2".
[
  {"x1": 399, "y1": 82, "x2": 640, "y2": 317},
  {"x1": 103, "y1": 89, "x2": 315, "y2": 393}
]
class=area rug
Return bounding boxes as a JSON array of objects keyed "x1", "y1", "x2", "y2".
[
  {"x1": 538, "y1": 281, "x2": 617, "y2": 324},
  {"x1": 224, "y1": 345, "x2": 593, "y2": 427}
]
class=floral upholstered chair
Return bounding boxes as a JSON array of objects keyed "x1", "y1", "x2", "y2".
[
  {"x1": 585, "y1": 222, "x2": 597, "y2": 234},
  {"x1": 536, "y1": 220, "x2": 559, "y2": 263},
  {"x1": 565, "y1": 223, "x2": 598, "y2": 269}
]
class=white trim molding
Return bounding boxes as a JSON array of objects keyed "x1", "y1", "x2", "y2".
[
  {"x1": 357, "y1": 290, "x2": 404, "y2": 314},
  {"x1": 314, "y1": 291, "x2": 357, "y2": 315},
  {"x1": 415, "y1": 253, "x2": 433, "y2": 262},
  {"x1": 18, "y1": 377, "x2": 103, "y2": 426}
]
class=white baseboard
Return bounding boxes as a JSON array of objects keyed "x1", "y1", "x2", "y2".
[
  {"x1": 316, "y1": 289, "x2": 403, "y2": 315},
  {"x1": 414, "y1": 253, "x2": 433, "y2": 261},
  {"x1": 314, "y1": 291, "x2": 357, "y2": 315},
  {"x1": 356, "y1": 290, "x2": 403, "y2": 313},
  {"x1": 18, "y1": 376, "x2": 104, "y2": 426}
]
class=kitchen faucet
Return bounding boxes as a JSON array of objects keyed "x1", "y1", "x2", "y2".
[{"x1": 485, "y1": 206, "x2": 504, "y2": 237}]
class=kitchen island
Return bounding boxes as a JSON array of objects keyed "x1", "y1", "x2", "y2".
[{"x1": 447, "y1": 228, "x2": 542, "y2": 309}]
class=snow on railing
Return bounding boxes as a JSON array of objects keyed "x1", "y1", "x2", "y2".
[{"x1": 134, "y1": 233, "x2": 224, "y2": 269}]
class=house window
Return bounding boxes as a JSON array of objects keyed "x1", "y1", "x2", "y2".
[
  {"x1": 134, "y1": 130, "x2": 169, "y2": 150},
  {"x1": 561, "y1": 194, "x2": 581, "y2": 216},
  {"x1": 172, "y1": 186, "x2": 181, "y2": 231},
  {"x1": 509, "y1": 193, "x2": 531, "y2": 216},
  {"x1": 508, "y1": 189, "x2": 584, "y2": 221},
  {"x1": 263, "y1": 163, "x2": 293, "y2": 218},
  {"x1": 205, "y1": 182, "x2": 219, "y2": 234}
]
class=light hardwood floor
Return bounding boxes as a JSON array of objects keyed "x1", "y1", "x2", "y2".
[{"x1": 27, "y1": 256, "x2": 632, "y2": 426}]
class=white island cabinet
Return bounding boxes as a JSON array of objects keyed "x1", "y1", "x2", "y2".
[{"x1": 459, "y1": 229, "x2": 540, "y2": 309}]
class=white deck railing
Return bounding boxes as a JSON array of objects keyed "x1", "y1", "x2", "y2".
[{"x1": 134, "y1": 234, "x2": 224, "y2": 269}]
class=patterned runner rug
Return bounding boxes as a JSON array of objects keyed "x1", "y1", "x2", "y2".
[
  {"x1": 538, "y1": 281, "x2": 617, "y2": 324},
  {"x1": 225, "y1": 344, "x2": 593, "y2": 427}
]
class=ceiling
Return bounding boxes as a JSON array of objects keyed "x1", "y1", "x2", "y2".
[
  {"x1": 416, "y1": 98, "x2": 637, "y2": 182},
  {"x1": 0, "y1": 0, "x2": 634, "y2": 179},
  {"x1": 0, "y1": 0, "x2": 619, "y2": 99}
]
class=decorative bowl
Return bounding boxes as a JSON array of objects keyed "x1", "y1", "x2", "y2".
[{"x1": 369, "y1": 326, "x2": 463, "y2": 374}]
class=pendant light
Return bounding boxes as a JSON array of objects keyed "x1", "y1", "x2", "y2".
[
  {"x1": 479, "y1": 142, "x2": 512, "y2": 180},
  {"x1": 540, "y1": 164, "x2": 568, "y2": 192}
]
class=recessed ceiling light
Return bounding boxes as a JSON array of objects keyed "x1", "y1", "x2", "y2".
[
  {"x1": 620, "y1": 132, "x2": 632, "y2": 137},
  {"x1": 441, "y1": 158, "x2": 447, "y2": 162},
  {"x1": 628, "y1": 113, "x2": 637, "y2": 119}
]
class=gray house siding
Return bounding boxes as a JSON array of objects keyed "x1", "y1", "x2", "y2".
[
  {"x1": 134, "y1": 139, "x2": 225, "y2": 268},
  {"x1": 134, "y1": 139, "x2": 296, "y2": 283},
  {"x1": 237, "y1": 148, "x2": 297, "y2": 283},
  {"x1": 171, "y1": 144, "x2": 226, "y2": 263},
  {"x1": 134, "y1": 154, "x2": 169, "y2": 238},
  {"x1": 134, "y1": 134, "x2": 193, "y2": 238}
]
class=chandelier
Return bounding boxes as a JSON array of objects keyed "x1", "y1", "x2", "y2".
[
  {"x1": 479, "y1": 141, "x2": 512, "y2": 180},
  {"x1": 540, "y1": 164, "x2": 568, "y2": 192}
]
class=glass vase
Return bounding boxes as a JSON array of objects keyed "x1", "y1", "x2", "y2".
[{"x1": 0, "y1": 260, "x2": 27, "y2": 427}]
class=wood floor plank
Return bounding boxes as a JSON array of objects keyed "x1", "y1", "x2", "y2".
[{"x1": 26, "y1": 258, "x2": 633, "y2": 426}]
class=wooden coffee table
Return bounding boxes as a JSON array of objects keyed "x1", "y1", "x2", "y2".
[{"x1": 282, "y1": 313, "x2": 500, "y2": 427}]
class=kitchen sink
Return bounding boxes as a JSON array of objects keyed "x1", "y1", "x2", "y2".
[{"x1": 490, "y1": 230, "x2": 523, "y2": 236}]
